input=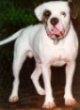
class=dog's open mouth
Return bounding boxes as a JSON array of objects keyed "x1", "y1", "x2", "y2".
[{"x1": 46, "y1": 26, "x2": 65, "y2": 41}]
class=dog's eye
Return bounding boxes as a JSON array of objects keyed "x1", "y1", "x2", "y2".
[
  {"x1": 43, "y1": 10, "x2": 51, "y2": 18},
  {"x1": 61, "y1": 12, "x2": 66, "y2": 17}
]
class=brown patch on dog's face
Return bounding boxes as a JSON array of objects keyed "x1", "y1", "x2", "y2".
[{"x1": 42, "y1": 10, "x2": 51, "y2": 24}]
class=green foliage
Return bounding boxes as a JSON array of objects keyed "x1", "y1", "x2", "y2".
[
  {"x1": 0, "y1": 1, "x2": 37, "y2": 39},
  {"x1": 0, "y1": 5, "x2": 36, "y2": 26}
]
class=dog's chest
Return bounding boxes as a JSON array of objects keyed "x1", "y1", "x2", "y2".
[
  {"x1": 40, "y1": 43, "x2": 72, "y2": 66},
  {"x1": 49, "y1": 55, "x2": 69, "y2": 66},
  {"x1": 47, "y1": 50, "x2": 68, "y2": 66}
]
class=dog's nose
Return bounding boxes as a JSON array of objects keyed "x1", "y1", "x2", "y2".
[{"x1": 50, "y1": 17, "x2": 59, "y2": 26}]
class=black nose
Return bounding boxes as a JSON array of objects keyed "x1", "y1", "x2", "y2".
[{"x1": 50, "y1": 17, "x2": 59, "y2": 26}]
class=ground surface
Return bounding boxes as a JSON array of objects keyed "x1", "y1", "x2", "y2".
[{"x1": 0, "y1": 85, "x2": 80, "y2": 110}]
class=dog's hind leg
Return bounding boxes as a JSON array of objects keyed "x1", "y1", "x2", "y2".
[
  {"x1": 31, "y1": 63, "x2": 45, "y2": 95},
  {"x1": 9, "y1": 43, "x2": 30, "y2": 103}
]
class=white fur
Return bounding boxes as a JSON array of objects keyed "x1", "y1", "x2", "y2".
[{"x1": 0, "y1": 1, "x2": 78, "y2": 109}]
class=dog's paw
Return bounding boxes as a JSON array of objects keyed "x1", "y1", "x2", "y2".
[
  {"x1": 9, "y1": 96, "x2": 19, "y2": 103},
  {"x1": 37, "y1": 87, "x2": 45, "y2": 95},
  {"x1": 65, "y1": 98, "x2": 77, "y2": 106},
  {"x1": 43, "y1": 102, "x2": 56, "y2": 109}
]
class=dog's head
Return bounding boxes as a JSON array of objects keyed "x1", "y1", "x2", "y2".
[{"x1": 34, "y1": 1, "x2": 72, "y2": 41}]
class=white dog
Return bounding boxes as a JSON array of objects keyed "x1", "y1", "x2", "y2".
[{"x1": 0, "y1": 1, "x2": 78, "y2": 109}]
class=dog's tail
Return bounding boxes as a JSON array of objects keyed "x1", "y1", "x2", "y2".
[{"x1": 0, "y1": 29, "x2": 23, "y2": 46}]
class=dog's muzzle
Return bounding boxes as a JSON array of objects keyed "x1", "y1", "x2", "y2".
[
  {"x1": 46, "y1": 22, "x2": 65, "y2": 43},
  {"x1": 46, "y1": 26, "x2": 65, "y2": 39}
]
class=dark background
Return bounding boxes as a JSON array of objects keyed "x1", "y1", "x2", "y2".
[{"x1": 0, "y1": 0, "x2": 80, "y2": 109}]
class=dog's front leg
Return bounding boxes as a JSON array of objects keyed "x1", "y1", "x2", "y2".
[
  {"x1": 64, "y1": 61, "x2": 77, "y2": 106},
  {"x1": 41, "y1": 64, "x2": 56, "y2": 109}
]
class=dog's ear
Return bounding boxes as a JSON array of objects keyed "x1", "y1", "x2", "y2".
[
  {"x1": 34, "y1": 4, "x2": 45, "y2": 21},
  {"x1": 68, "y1": 1, "x2": 78, "y2": 19}
]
